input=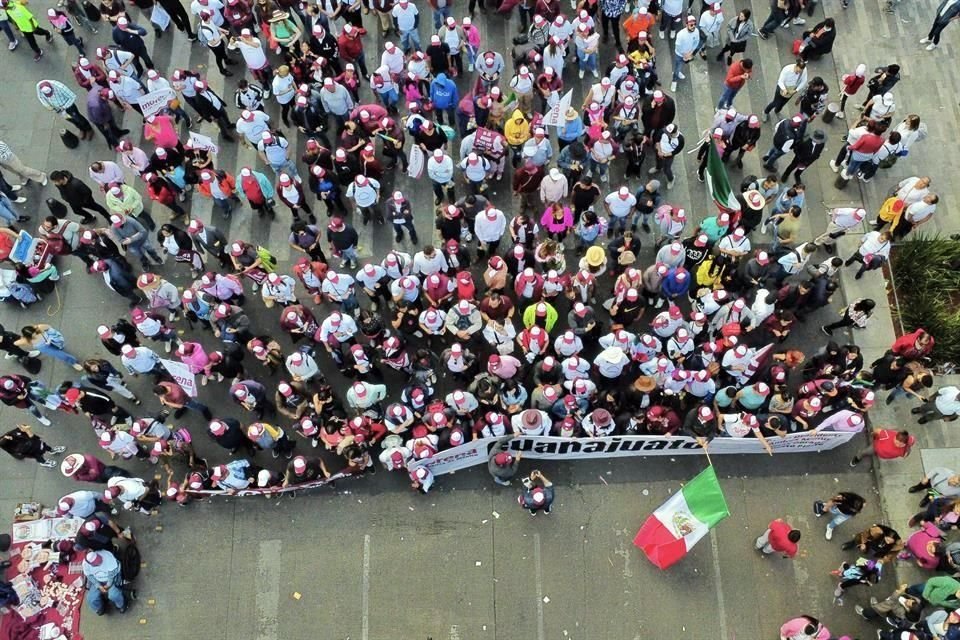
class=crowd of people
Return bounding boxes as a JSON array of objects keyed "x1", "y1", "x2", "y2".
[{"x1": 0, "y1": 0, "x2": 955, "y2": 632}]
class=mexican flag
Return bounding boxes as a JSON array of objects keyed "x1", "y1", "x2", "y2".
[
  {"x1": 633, "y1": 466, "x2": 730, "y2": 569},
  {"x1": 704, "y1": 141, "x2": 741, "y2": 214}
]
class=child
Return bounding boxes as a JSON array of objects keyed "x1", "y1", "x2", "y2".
[{"x1": 830, "y1": 558, "x2": 881, "y2": 606}]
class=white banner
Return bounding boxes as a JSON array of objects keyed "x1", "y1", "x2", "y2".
[
  {"x1": 159, "y1": 358, "x2": 198, "y2": 398},
  {"x1": 137, "y1": 88, "x2": 176, "y2": 119},
  {"x1": 407, "y1": 144, "x2": 424, "y2": 178},
  {"x1": 188, "y1": 131, "x2": 220, "y2": 155},
  {"x1": 542, "y1": 89, "x2": 573, "y2": 128},
  {"x1": 409, "y1": 430, "x2": 858, "y2": 477}
]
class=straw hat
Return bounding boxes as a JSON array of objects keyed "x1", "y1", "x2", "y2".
[
  {"x1": 564, "y1": 107, "x2": 577, "y2": 121},
  {"x1": 585, "y1": 246, "x2": 605, "y2": 267}
]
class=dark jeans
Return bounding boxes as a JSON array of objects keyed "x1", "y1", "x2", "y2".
[
  {"x1": 760, "y1": 7, "x2": 786, "y2": 34},
  {"x1": 72, "y1": 195, "x2": 111, "y2": 222},
  {"x1": 601, "y1": 13, "x2": 623, "y2": 48},
  {"x1": 764, "y1": 91, "x2": 790, "y2": 115},
  {"x1": 393, "y1": 220, "x2": 418, "y2": 243},
  {"x1": 23, "y1": 27, "x2": 52, "y2": 55},
  {"x1": 63, "y1": 104, "x2": 93, "y2": 133},
  {"x1": 928, "y1": 19, "x2": 951, "y2": 44}
]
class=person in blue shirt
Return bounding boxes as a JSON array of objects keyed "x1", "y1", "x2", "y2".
[
  {"x1": 429, "y1": 72, "x2": 459, "y2": 127},
  {"x1": 557, "y1": 107, "x2": 584, "y2": 150},
  {"x1": 660, "y1": 266, "x2": 691, "y2": 300},
  {"x1": 82, "y1": 549, "x2": 127, "y2": 614}
]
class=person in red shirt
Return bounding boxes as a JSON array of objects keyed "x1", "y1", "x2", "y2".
[
  {"x1": 718, "y1": 58, "x2": 753, "y2": 110},
  {"x1": 841, "y1": 128, "x2": 885, "y2": 180},
  {"x1": 755, "y1": 518, "x2": 801, "y2": 558},
  {"x1": 891, "y1": 328, "x2": 935, "y2": 361},
  {"x1": 336, "y1": 24, "x2": 368, "y2": 77},
  {"x1": 850, "y1": 428, "x2": 915, "y2": 467}
]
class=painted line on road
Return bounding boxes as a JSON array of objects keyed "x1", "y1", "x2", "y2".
[
  {"x1": 256, "y1": 539, "x2": 282, "y2": 640},
  {"x1": 708, "y1": 530, "x2": 729, "y2": 640},
  {"x1": 534, "y1": 533, "x2": 545, "y2": 640},
  {"x1": 362, "y1": 534, "x2": 371, "y2": 640}
]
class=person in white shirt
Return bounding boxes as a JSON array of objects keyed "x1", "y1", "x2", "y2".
[
  {"x1": 345, "y1": 175, "x2": 382, "y2": 224},
  {"x1": 285, "y1": 350, "x2": 319, "y2": 382},
  {"x1": 317, "y1": 311, "x2": 358, "y2": 348},
  {"x1": 699, "y1": 4, "x2": 725, "y2": 50},
  {"x1": 508, "y1": 67, "x2": 535, "y2": 115},
  {"x1": 261, "y1": 272, "x2": 296, "y2": 308},
  {"x1": 474, "y1": 206, "x2": 507, "y2": 257},
  {"x1": 890, "y1": 194, "x2": 938, "y2": 238},
  {"x1": 235, "y1": 109, "x2": 271, "y2": 146},
  {"x1": 412, "y1": 245, "x2": 450, "y2": 276},
  {"x1": 321, "y1": 271, "x2": 359, "y2": 314},
  {"x1": 815, "y1": 207, "x2": 865, "y2": 250},
  {"x1": 763, "y1": 61, "x2": 808, "y2": 121},
  {"x1": 671, "y1": 16, "x2": 701, "y2": 91},
  {"x1": 346, "y1": 381, "x2": 387, "y2": 411},
  {"x1": 271, "y1": 65, "x2": 297, "y2": 126},
  {"x1": 233, "y1": 30, "x2": 272, "y2": 86},
  {"x1": 106, "y1": 71, "x2": 144, "y2": 109},
  {"x1": 588, "y1": 130, "x2": 615, "y2": 182},
  {"x1": 774, "y1": 242, "x2": 816, "y2": 285},
  {"x1": 418, "y1": 307, "x2": 447, "y2": 336},
  {"x1": 458, "y1": 152, "x2": 491, "y2": 191},
  {"x1": 427, "y1": 149, "x2": 456, "y2": 205},
  {"x1": 604, "y1": 187, "x2": 637, "y2": 236},
  {"x1": 391, "y1": 0, "x2": 420, "y2": 52},
  {"x1": 845, "y1": 230, "x2": 891, "y2": 279},
  {"x1": 190, "y1": 0, "x2": 224, "y2": 26},
  {"x1": 574, "y1": 24, "x2": 601, "y2": 79},
  {"x1": 893, "y1": 176, "x2": 931, "y2": 206}
]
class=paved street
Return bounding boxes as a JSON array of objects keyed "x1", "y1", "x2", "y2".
[{"x1": 0, "y1": 0, "x2": 957, "y2": 636}]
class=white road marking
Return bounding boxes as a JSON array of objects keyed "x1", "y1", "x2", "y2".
[
  {"x1": 708, "y1": 530, "x2": 729, "y2": 640},
  {"x1": 362, "y1": 534, "x2": 371, "y2": 640},
  {"x1": 534, "y1": 533, "x2": 545, "y2": 640},
  {"x1": 256, "y1": 539, "x2": 282, "y2": 640}
]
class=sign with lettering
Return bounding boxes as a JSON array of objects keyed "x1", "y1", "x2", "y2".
[
  {"x1": 137, "y1": 88, "x2": 176, "y2": 119},
  {"x1": 188, "y1": 131, "x2": 220, "y2": 155},
  {"x1": 408, "y1": 430, "x2": 859, "y2": 477},
  {"x1": 159, "y1": 358, "x2": 197, "y2": 398}
]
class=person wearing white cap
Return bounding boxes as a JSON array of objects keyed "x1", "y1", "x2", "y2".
[
  {"x1": 112, "y1": 15, "x2": 155, "y2": 71},
  {"x1": 426, "y1": 149, "x2": 456, "y2": 205},
  {"x1": 391, "y1": 0, "x2": 420, "y2": 50},
  {"x1": 521, "y1": 127, "x2": 553, "y2": 167},
  {"x1": 82, "y1": 548, "x2": 127, "y2": 614},
  {"x1": 671, "y1": 16, "x2": 701, "y2": 91},
  {"x1": 235, "y1": 108, "x2": 271, "y2": 146},
  {"x1": 587, "y1": 130, "x2": 615, "y2": 183},
  {"x1": 650, "y1": 123, "x2": 684, "y2": 189},
  {"x1": 573, "y1": 22, "x2": 600, "y2": 79},
  {"x1": 36, "y1": 79, "x2": 95, "y2": 140},
  {"x1": 518, "y1": 469, "x2": 554, "y2": 515},
  {"x1": 234, "y1": 30, "x2": 272, "y2": 87},
  {"x1": 345, "y1": 175, "x2": 382, "y2": 224},
  {"x1": 257, "y1": 129, "x2": 298, "y2": 178},
  {"x1": 698, "y1": 3, "x2": 725, "y2": 50},
  {"x1": 319, "y1": 76, "x2": 354, "y2": 132},
  {"x1": 284, "y1": 350, "x2": 320, "y2": 382},
  {"x1": 346, "y1": 380, "x2": 388, "y2": 412},
  {"x1": 508, "y1": 67, "x2": 535, "y2": 115},
  {"x1": 107, "y1": 214, "x2": 164, "y2": 272}
]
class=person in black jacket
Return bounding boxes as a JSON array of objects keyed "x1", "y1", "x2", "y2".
[
  {"x1": 111, "y1": 17, "x2": 153, "y2": 70},
  {"x1": 0, "y1": 424, "x2": 63, "y2": 467},
  {"x1": 762, "y1": 115, "x2": 806, "y2": 170},
  {"x1": 76, "y1": 228, "x2": 126, "y2": 268},
  {"x1": 780, "y1": 129, "x2": 826, "y2": 183},
  {"x1": 640, "y1": 92, "x2": 676, "y2": 142},
  {"x1": 308, "y1": 23, "x2": 342, "y2": 75},
  {"x1": 862, "y1": 64, "x2": 900, "y2": 106},
  {"x1": 91, "y1": 257, "x2": 144, "y2": 306},
  {"x1": 156, "y1": 0, "x2": 195, "y2": 38},
  {"x1": 50, "y1": 170, "x2": 110, "y2": 223},
  {"x1": 291, "y1": 96, "x2": 327, "y2": 138},
  {"x1": 186, "y1": 219, "x2": 230, "y2": 268},
  {"x1": 192, "y1": 80, "x2": 235, "y2": 142},
  {"x1": 723, "y1": 115, "x2": 762, "y2": 168},
  {"x1": 208, "y1": 417, "x2": 258, "y2": 455}
]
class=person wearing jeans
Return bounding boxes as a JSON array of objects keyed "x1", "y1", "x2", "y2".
[
  {"x1": 17, "y1": 324, "x2": 82, "y2": 370},
  {"x1": 82, "y1": 550, "x2": 127, "y2": 615},
  {"x1": 671, "y1": 17, "x2": 701, "y2": 89},
  {"x1": 814, "y1": 492, "x2": 865, "y2": 540}
]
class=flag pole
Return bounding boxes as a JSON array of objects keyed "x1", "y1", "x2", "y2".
[{"x1": 702, "y1": 443, "x2": 714, "y2": 468}]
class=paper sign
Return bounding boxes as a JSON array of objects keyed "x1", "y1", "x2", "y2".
[
  {"x1": 159, "y1": 359, "x2": 197, "y2": 397},
  {"x1": 188, "y1": 131, "x2": 220, "y2": 155},
  {"x1": 542, "y1": 89, "x2": 573, "y2": 128},
  {"x1": 137, "y1": 88, "x2": 176, "y2": 120}
]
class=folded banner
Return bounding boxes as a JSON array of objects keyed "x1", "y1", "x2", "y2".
[{"x1": 633, "y1": 466, "x2": 730, "y2": 569}]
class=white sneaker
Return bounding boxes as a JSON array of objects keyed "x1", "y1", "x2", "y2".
[
  {"x1": 825, "y1": 527, "x2": 833, "y2": 540},
  {"x1": 39, "y1": 460, "x2": 57, "y2": 468},
  {"x1": 829, "y1": 160, "x2": 840, "y2": 172},
  {"x1": 3, "y1": 353, "x2": 15, "y2": 359},
  {"x1": 28, "y1": 350, "x2": 39, "y2": 357},
  {"x1": 926, "y1": 43, "x2": 937, "y2": 50},
  {"x1": 591, "y1": 69, "x2": 599, "y2": 78},
  {"x1": 468, "y1": 63, "x2": 474, "y2": 72},
  {"x1": 836, "y1": 111, "x2": 845, "y2": 119},
  {"x1": 51, "y1": 446, "x2": 66, "y2": 454},
  {"x1": 7, "y1": 40, "x2": 17, "y2": 51},
  {"x1": 920, "y1": 37, "x2": 931, "y2": 43},
  {"x1": 792, "y1": 17, "x2": 806, "y2": 24},
  {"x1": 9, "y1": 184, "x2": 21, "y2": 192},
  {"x1": 38, "y1": 416, "x2": 51, "y2": 426},
  {"x1": 164, "y1": 341, "x2": 172, "y2": 353},
  {"x1": 670, "y1": 81, "x2": 677, "y2": 91},
  {"x1": 578, "y1": 69, "x2": 585, "y2": 79},
  {"x1": 677, "y1": 72, "x2": 686, "y2": 80},
  {"x1": 658, "y1": 30, "x2": 665, "y2": 38},
  {"x1": 40, "y1": 174, "x2": 48, "y2": 186},
  {"x1": 601, "y1": 173, "x2": 608, "y2": 182}
]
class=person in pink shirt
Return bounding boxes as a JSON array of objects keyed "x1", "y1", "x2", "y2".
[
  {"x1": 779, "y1": 616, "x2": 831, "y2": 640},
  {"x1": 143, "y1": 113, "x2": 181, "y2": 151},
  {"x1": 899, "y1": 521, "x2": 944, "y2": 570},
  {"x1": 461, "y1": 16, "x2": 481, "y2": 72},
  {"x1": 540, "y1": 202, "x2": 574, "y2": 242},
  {"x1": 176, "y1": 341, "x2": 211, "y2": 385}
]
